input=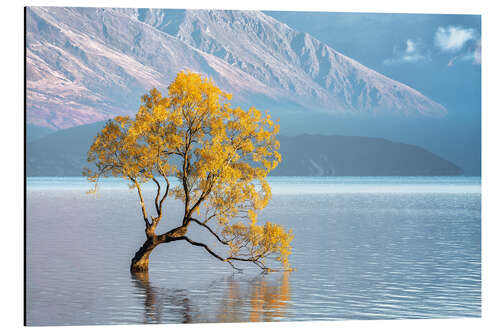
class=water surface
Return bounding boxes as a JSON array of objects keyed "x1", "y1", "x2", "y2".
[{"x1": 26, "y1": 176, "x2": 481, "y2": 325}]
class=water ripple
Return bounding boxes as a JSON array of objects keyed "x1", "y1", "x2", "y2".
[{"x1": 26, "y1": 179, "x2": 481, "y2": 325}]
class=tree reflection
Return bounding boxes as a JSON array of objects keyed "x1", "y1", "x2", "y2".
[
  {"x1": 249, "y1": 271, "x2": 290, "y2": 322},
  {"x1": 131, "y1": 271, "x2": 291, "y2": 324},
  {"x1": 217, "y1": 271, "x2": 291, "y2": 322},
  {"x1": 131, "y1": 271, "x2": 192, "y2": 324}
]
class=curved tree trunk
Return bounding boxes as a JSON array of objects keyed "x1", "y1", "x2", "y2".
[
  {"x1": 130, "y1": 225, "x2": 189, "y2": 272},
  {"x1": 130, "y1": 239, "x2": 158, "y2": 272}
]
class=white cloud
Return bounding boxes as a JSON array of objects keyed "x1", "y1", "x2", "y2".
[
  {"x1": 473, "y1": 40, "x2": 481, "y2": 65},
  {"x1": 406, "y1": 39, "x2": 416, "y2": 53},
  {"x1": 434, "y1": 26, "x2": 476, "y2": 52},
  {"x1": 447, "y1": 55, "x2": 458, "y2": 67},
  {"x1": 447, "y1": 38, "x2": 481, "y2": 67},
  {"x1": 384, "y1": 39, "x2": 429, "y2": 65}
]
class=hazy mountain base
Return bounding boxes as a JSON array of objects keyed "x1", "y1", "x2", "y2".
[
  {"x1": 26, "y1": 121, "x2": 462, "y2": 177},
  {"x1": 268, "y1": 106, "x2": 480, "y2": 176},
  {"x1": 26, "y1": 124, "x2": 55, "y2": 143}
]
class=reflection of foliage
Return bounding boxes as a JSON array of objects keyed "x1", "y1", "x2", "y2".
[
  {"x1": 216, "y1": 272, "x2": 291, "y2": 323},
  {"x1": 131, "y1": 271, "x2": 291, "y2": 324},
  {"x1": 249, "y1": 272, "x2": 290, "y2": 321},
  {"x1": 85, "y1": 71, "x2": 293, "y2": 272}
]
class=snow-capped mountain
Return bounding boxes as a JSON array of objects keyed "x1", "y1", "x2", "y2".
[{"x1": 26, "y1": 7, "x2": 446, "y2": 130}]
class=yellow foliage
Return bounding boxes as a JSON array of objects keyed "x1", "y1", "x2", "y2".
[{"x1": 84, "y1": 71, "x2": 293, "y2": 270}]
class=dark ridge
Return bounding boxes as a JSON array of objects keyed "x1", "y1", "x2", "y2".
[
  {"x1": 26, "y1": 121, "x2": 463, "y2": 177},
  {"x1": 271, "y1": 134, "x2": 463, "y2": 176}
]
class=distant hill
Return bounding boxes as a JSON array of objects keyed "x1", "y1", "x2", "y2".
[
  {"x1": 27, "y1": 121, "x2": 106, "y2": 176},
  {"x1": 26, "y1": 122, "x2": 462, "y2": 177},
  {"x1": 26, "y1": 124, "x2": 55, "y2": 143},
  {"x1": 275, "y1": 134, "x2": 463, "y2": 176}
]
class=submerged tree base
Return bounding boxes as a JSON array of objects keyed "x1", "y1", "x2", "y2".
[
  {"x1": 130, "y1": 226, "x2": 189, "y2": 272},
  {"x1": 130, "y1": 240, "x2": 155, "y2": 272}
]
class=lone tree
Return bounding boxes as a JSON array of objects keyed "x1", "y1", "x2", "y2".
[{"x1": 84, "y1": 71, "x2": 293, "y2": 273}]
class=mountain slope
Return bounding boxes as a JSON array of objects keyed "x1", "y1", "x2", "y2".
[
  {"x1": 26, "y1": 122, "x2": 462, "y2": 177},
  {"x1": 132, "y1": 9, "x2": 446, "y2": 117},
  {"x1": 26, "y1": 7, "x2": 278, "y2": 129},
  {"x1": 26, "y1": 7, "x2": 446, "y2": 130}
]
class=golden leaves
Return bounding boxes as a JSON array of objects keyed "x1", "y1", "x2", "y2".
[{"x1": 221, "y1": 218, "x2": 294, "y2": 269}]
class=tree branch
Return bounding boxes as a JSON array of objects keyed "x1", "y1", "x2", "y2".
[
  {"x1": 190, "y1": 217, "x2": 229, "y2": 245},
  {"x1": 181, "y1": 236, "x2": 242, "y2": 271},
  {"x1": 129, "y1": 177, "x2": 150, "y2": 228},
  {"x1": 181, "y1": 132, "x2": 191, "y2": 223},
  {"x1": 158, "y1": 172, "x2": 170, "y2": 216},
  {"x1": 227, "y1": 256, "x2": 267, "y2": 270},
  {"x1": 151, "y1": 177, "x2": 161, "y2": 216}
]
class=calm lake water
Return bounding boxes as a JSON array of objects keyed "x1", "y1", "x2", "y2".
[{"x1": 26, "y1": 177, "x2": 481, "y2": 325}]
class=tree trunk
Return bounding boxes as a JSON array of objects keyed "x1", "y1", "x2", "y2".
[
  {"x1": 130, "y1": 225, "x2": 188, "y2": 272},
  {"x1": 130, "y1": 239, "x2": 158, "y2": 272}
]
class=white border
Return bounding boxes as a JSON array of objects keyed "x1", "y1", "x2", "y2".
[{"x1": 3, "y1": 0, "x2": 498, "y2": 332}]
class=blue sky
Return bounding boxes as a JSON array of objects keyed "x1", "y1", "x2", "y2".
[
  {"x1": 266, "y1": 12, "x2": 481, "y2": 119},
  {"x1": 266, "y1": 11, "x2": 481, "y2": 174}
]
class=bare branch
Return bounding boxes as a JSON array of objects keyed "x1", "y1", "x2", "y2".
[
  {"x1": 227, "y1": 256, "x2": 267, "y2": 270},
  {"x1": 129, "y1": 176, "x2": 150, "y2": 228},
  {"x1": 158, "y1": 175, "x2": 170, "y2": 215},
  {"x1": 181, "y1": 132, "x2": 191, "y2": 222},
  {"x1": 186, "y1": 177, "x2": 213, "y2": 219},
  {"x1": 151, "y1": 177, "x2": 161, "y2": 216},
  {"x1": 190, "y1": 217, "x2": 229, "y2": 245},
  {"x1": 181, "y1": 236, "x2": 242, "y2": 271}
]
